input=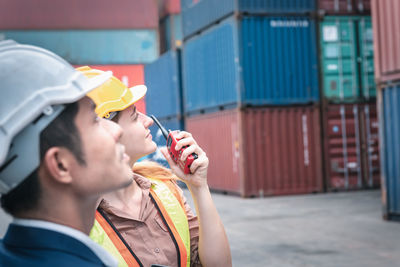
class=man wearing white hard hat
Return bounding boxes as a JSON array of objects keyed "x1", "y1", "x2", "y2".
[{"x1": 0, "y1": 40, "x2": 134, "y2": 266}]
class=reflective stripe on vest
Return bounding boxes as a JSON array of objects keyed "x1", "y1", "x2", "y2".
[
  {"x1": 90, "y1": 210, "x2": 142, "y2": 267},
  {"x1": 90, "y1": 178, "x2": 190, "y2": 267},
  {"x1": 148, "y1": 178, "x2": 191, "y2": 267}
]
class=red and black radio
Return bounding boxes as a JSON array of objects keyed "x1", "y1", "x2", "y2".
[{"x1": 150, "y1": 115, "x2": 198, "y2": 174}]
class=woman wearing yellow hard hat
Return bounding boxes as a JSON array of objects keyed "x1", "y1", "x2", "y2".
[{"x1": 77, "y1": 66, "x2": 232, "y2": 267}]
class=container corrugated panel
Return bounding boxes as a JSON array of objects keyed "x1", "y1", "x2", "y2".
[
  {"x1": 358, "y1": 17, "x2": 376, "y2": 99},
  {"x1": 84, "y1": 65, "x2": 146, "y2": 114},
  {"x1": 148, "y1": 117, "x2": 184, "y2": 167},
  {"x1": 320, "y1": 16, "x2": 359, "y2": 101},
  {"x1": 380, "y1": 84, "x2": 400, "y2": 219},
  {"x1": 186, "y1": 110, "x2": 241, "y2": 193},
  {"x1": 186, "y1": 106, "x2": 323, "y2": 197},
  {"x1": 1, "y1": 30, "x2": 158, "y2": 64},
  {"x1": 145, "y1": 50, "x2": 182, "y2": 119},
  {"x1": 0, "y1": 0, "x2": 158, "y2": 29},
  {"x1": 371, "y1": 0, "x2": 400, "y2": 84},
  {"x1": 241, "y1": 17, "x2": 319, "y2": 105},
  {"x1": 318, "y1": 0, "x2": 370, "y2": 14},
  {"x1": 241, "y1": 106, "x2": 323, "y2": 196},
  {"x1": 183, "y1": 16, "x2": 319, "y2": 113},
  {"x1": 160, "y1": 14, "x2": 183, "y2": 53},
  {"x1": 181, "y1": 0, "x2": 316, "y2": 38},
  {"x1": 324, "y1": 104, "x2": 364, "y2": 190},
  {"x1": 183, "y1": 17, "x2": 239, "y2": 113}
]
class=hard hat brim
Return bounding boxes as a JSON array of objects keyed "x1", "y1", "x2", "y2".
[
  {"x1": 128, "y1": 84, "x2": 147, "y2": 106},
  {"x1": 84, "y1": 70, "x2": 113, "y2": 94}
]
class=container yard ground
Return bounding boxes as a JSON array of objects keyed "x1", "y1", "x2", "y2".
[
  {"x1": 184, "y1": 189, "x2": 399, "y2": 267},
  {"x1": 1, "y1": 189, "x2": 399, "y2": 267}
]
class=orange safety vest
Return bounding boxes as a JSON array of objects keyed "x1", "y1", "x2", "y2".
[{"x1": 91, "y1": 178, "x2": 190, "y2": 267}]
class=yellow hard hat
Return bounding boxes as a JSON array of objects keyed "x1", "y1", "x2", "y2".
[{"x1": 77, "y1": 66, "x2": 147, "y2": 118}]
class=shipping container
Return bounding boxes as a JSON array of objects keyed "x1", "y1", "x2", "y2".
[
  {"x1": 360, "y1": 103, "x2": 380, "y2": 188},
  {"x1": 380, "y1": 83, "x2": 400, "y2": 220},
  {"x1": 186, "y1": 106, "x2": 324, "y2": 197},
  {"x1": 320, "y1": 16, "x2": 375, "y2": 102},
  {"x1": 160, "y1": 14, "x2": 183, "y2": 53},
  {"x1": 145, "y1": 50, "x2": 183, "y2": 119},
  {"x1": 159, "y1": 0, "x2": 181, "y2": 18},
  {"x1": 371, "y1": 0, "x2": 400, "y2": 84},
  {"x1": 323, "y1": 103, "x2": 380, "y2": 191},
  {"x1": 181, "y1": 0, "x2": 316, "y2": 38},
  {"x1": 318, "y1": 0, "x2": 371, "y2": 14},
  {"x1": 0, "y1": 0, "x2": 158, "y2": 29},
  {"x1": 0, "y1": 30, "x2": 158, "y2": 64},
  {"x1": 83, "y1": 65, "x2": 146, "y2": 114},
  {"x1": 358, "y1": 17, "x2": 376, "y2": 99},
  {"x1": 183, "y1": 16, "x2": 319, "y2": 114},
  {"x1": 148, "y1": 117, "x2": 184, "y2": 167}
]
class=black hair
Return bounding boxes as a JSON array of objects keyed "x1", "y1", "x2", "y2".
[{"x1": 1, "y1": 102, "x2": 86, "y2": 216}]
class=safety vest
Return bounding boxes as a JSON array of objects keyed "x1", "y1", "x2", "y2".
[{"x1": 90, "y1": 178, "x2": 191, "y2": 267}]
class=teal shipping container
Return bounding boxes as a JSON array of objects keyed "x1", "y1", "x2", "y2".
[
  {"x1": 380, "y1": 83, "x2": 400, "y2": 221},
  {"x1": 0, "y1": 30, "x2": 158, "y2": 64},
  {"x1": 183, "y1": 15, "x2": 319, "y2": 114},
  {"x1": 320, "y1": 16, "x2": 375, "y2": 102}
]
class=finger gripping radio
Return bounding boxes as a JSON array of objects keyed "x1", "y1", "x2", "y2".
[{"x1": 150, "y1": 115, "x2": 198, "y2": 174}]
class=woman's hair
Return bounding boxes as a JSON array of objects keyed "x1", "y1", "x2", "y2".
[{"x1": 133, "y1": 160, "x2": 179, "y2": 181}]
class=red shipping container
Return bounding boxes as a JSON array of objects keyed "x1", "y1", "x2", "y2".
[
  {"x1": 83, "y1": 65, "x2": 146, "y2": 114},
  {"x1": 360, "y1": 103, "x2": 380, "y2": 188},
  {"x1": 318, "y1": 0, "x2": 370, "y2": 14},
  {"x1": 372, "y1": 0, "x2": 400, "y2": 84},
  {"x1": 323, "y1": 103, "x2": 380, "y2": 191},
  {"x1": 158, "y1": 0, "x2": 181, "y2": 18},
  {"x1": 0, "y1": 0, "x2": 158, "y2": 29},
  {"x1": 186, "y1": 106, "x2": 324, "y2": 197}
]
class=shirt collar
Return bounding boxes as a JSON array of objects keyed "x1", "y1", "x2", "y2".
[{"x1": 13, "y1": 218, "x2": 118, "y2": 267}]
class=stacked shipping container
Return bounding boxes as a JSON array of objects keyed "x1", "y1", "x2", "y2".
[
  {"x1": 145, "y1": 50, "x2": 184, "y2": 166},
  {"x1": 371, "y1": 0, "x2": 400, "y2": 221},
  {"x1": 181, "y1": 0, "x2": 325, "y2": 196},
  {"x1": 144, "y1": 0, "x2": 184, "y2": 166},
  {"x1": 318, "y1": 0, "x2": 379, "y2": 191},
  {"x1": 0, "y1": 0, "x2": 159, "y2": 64},
  {"x1": 0, "y1": 0, "x2": 164, "y2": 119}
]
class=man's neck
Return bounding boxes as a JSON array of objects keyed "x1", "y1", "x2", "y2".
[{"x1": 17, "y1": 196, "x2": 98, "y2": 235}]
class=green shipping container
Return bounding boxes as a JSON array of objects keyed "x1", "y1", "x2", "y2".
[
  {"x1": 358, "y1": 17, "x2": 375, "y2": 100},
  {"x1": 320, "y1": 16, "x2": 375, "y2": 102}
]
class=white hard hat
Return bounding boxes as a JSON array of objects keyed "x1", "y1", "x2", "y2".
[{"x1": 0, "y1": 40, "x2": 112, "y2": 194}]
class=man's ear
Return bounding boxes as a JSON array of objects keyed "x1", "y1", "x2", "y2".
[{"x1": 42, "y1": 147, "x2": 73, "y2": 185}]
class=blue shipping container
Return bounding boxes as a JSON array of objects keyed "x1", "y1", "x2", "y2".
[
  {"x1": 145, "y1": 50, "x2": 183, "y2": 119},
  {"x1": 181, "y1": 0, "x2": 316, "y2": 38},
  {"x1": 148, "y1": 117, "x2": 184, "y2": 166},
  {"x1": 0, "y1": 30, "x2": 158, "y2": 64},
  {"x1": 381, "y1": 84, "x2": 400, "y2": 220},
  {"x1": 182, "y1": 16, "x2": 319, "y2": 113}
]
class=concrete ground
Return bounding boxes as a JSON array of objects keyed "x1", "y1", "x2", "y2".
[{"x1": 1, "y1": 189, "x2": 399, "y2": 267}]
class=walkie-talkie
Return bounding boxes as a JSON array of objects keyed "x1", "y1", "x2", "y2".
[{"x1": 150, "y1": 115, "x2": 198, "y2": 174}]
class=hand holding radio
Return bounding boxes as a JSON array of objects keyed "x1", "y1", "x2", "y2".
[{"x1": 151, "y1": 115, "x2": 209, "y2": 188}]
